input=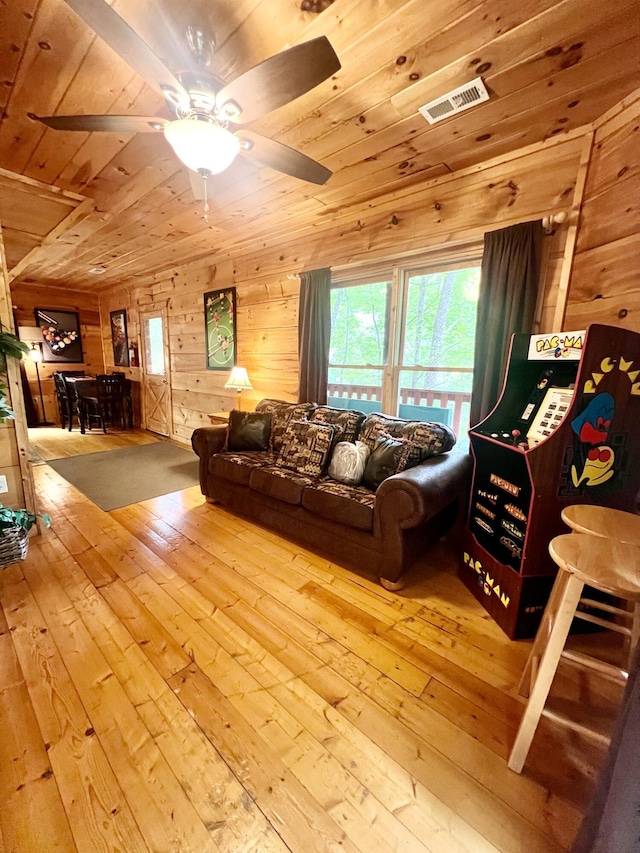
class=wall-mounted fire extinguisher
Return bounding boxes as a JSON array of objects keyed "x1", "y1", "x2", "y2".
[{"x1": 128, "y1": 340, "x2": 139, "y2": 367}]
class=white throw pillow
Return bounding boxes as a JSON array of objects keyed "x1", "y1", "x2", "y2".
[{"x1": 327, "y1": 441, "x2": 370, "y2": 486}]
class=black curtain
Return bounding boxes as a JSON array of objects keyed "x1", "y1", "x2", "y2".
[
  {"x1": 469, "y1": 220, "x2": 544, "y2": 427},
  {"x1": 298, "y1": 267, "x2": 331, "y2": 404}
]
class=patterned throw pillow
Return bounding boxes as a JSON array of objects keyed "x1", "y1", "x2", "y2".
[
  {"x1": 401, "y1": 421, "x2": 457, "y2": 459},
  {"x1": 310, "y1": 406, "x2": 365, "y2": 445},
  {"x1": 359, "y1": 412, "x2": 408, "y2": 451},
  {"x1": 276, "y1": 420, "x2": 336, "y2": 477},
  {"x1": 361, "y1": 435, "x2": 414, "y2": 490},
  {"x1": 255, "y1": 399, "x2": 316, "y2": 453},
  {"x1": 360, "y1": 412, "x2": 456, "y2": 464}
]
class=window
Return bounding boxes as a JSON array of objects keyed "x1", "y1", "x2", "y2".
[
  {"x1": 144, "y1": 316, "x2": 166, "y2": 376},
  {"x1": 328, "y1": 255, "x2": 481, "y2": 436}
]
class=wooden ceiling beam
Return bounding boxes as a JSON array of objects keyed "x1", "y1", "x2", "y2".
[
  {"x1": 2, "y1": 0, "x2": 639, "y2": 288},
  {"x1": 8, "y1": 197, "x2": 94, "y2": 282}
]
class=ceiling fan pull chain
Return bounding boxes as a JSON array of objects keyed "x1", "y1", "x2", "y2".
[{"x1": 203, "y1": 173, "x2": 209, "y2": 222}]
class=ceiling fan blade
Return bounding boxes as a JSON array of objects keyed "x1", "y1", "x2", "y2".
[
  {"x1": 36, "y1": 114, "x2": 169, "y2": 133},
  {"x1": 61, "y1": 0, "x2": 188, "y2": 104},
  {"x1": 216, "y1": 36, "x2": 340, "y2": 124},
  {"x1": 238, "y1": 132, "x2": 331, "y2": 185}
]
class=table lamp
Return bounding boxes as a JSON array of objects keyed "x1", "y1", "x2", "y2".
[
  {"x1": 225, "y1": 366, "x2": 253, "y2": 410},
  {"x1": 18, "y1": 326, "x2": 53, "y2": 426}
]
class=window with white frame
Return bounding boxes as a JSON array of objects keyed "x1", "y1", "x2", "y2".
[{"x1": 328, "y1": 253, "x2": 481, "y2": 437}]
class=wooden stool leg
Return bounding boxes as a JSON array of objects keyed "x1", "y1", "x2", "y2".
[
  {"x1": 509, "y1": 573, "x2": 584, "y2": 774},
  {"x1": 518, "y1": 570, "x2": 571, "y2": 697}
]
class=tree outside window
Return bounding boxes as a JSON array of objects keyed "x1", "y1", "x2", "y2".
[{"x1": 328, "y1": 261, "x2": 480, "y2": 436}]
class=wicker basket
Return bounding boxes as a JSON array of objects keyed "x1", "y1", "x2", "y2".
[{"x1": 0, "y1": 527, "x2": 29, "y2": 568}]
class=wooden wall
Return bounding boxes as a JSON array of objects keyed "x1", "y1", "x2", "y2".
[
  {"x1": 0, "y1": 225, "x2": 35, "y2": 516},
  {"x1": 99, "y1": 261, "x2": 234, "y2": 442},
  {"x1": 564, "y1": 90, "x2": 640, "y2": 330},
  {"x1": 98, "y1": 132, "x2": 584, "y2": 445},
  {"x1": 11, "y1": 283, "x2": 104, "y2": 425}
]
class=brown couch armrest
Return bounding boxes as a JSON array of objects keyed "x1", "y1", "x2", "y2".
[
  {"x1": 375, "y1": 448, "x2": 472, "y2": 532},
  {"x1": 191, "y1": 426, "x2": 227, "y2": 494}
]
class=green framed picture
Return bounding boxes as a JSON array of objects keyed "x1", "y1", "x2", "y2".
[{"x1": 204, "y1": 288, "x2": 236, "y2": 370}]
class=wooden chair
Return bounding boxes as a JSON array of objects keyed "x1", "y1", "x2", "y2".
[
  {"x1": 508, "y1": 532, "x2": 640, "y2": 773},
  {"x1": 52, "y1": 372, "x2": 68, "y2": 428},
  {"x1": 111, "y1": 371, "x2": 134, "y2": 427},
  {"x1": 55, "y1": 372, "x2": 85, "y2": 431},
  {"x1": 79, "y1": 373, "x2": 126, "y2": 433}
]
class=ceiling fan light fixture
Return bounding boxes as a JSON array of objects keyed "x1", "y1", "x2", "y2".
[{"x1": 164, "y1": 118, "x2": 240, "y2": 174}]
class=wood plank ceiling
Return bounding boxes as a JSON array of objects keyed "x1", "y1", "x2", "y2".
[{"x1": 1, "y1": 0, "x2": 639, "y2": 291}]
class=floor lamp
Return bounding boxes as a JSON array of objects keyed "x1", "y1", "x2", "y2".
[
  {"x1": 225, "y1": 366, "x2": 253, "y2": 410},
  {"x1": 18, "y1": 326, "x2": 53, "y2": 426}
]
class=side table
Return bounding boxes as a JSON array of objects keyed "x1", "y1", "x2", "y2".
[{"x1": 208, "y1": 412, "x2": 231, "y2": 425}]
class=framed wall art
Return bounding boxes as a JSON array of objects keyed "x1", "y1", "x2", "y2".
[
  {"x1": 34, "y1": 307, "x2": 84, "y2": 363},
  {"x1": 110, "y1": 309, "x2": 130, "y2": 367},
  {"x1": 204, "y1": 288, "x2": 236, "y2": 370}
]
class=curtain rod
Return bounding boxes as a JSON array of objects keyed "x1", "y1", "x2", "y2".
[{"x1": 542, "y1": 211, "x2": 568, "y2": 234}]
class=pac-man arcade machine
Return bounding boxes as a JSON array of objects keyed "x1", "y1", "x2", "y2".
[{"x1": 460, "y1": 323, "x2": 640, "y2": 639}]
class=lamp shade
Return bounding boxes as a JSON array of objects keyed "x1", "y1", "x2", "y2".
[
  {"x1": 225, "y1": 366, "x2": 253, "y2": 391},
  {"x1": 18, "y1": 326, "x2": 43, "y2": 343},
  {"x1": 164, "y1": 119, "x2": 241, "y2": 175}
]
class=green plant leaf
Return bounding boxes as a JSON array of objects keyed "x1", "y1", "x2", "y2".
[
  {"x1": 0, "y1": 332, "x2": 29, "y2": 374},
  {"x1": 0, "y1": 380, "x2": 15, "y2": 422},
  {"x1": 0, "y1": 503, "x2": 51, "y2": 534}
]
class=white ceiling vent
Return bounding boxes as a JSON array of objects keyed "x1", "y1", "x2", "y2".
[{"x1": 418, "y1": 77, "x2": 490, "y2": 125}]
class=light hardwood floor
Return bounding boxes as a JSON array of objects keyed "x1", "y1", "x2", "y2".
[{"x1": 0, "y1": 430, "x2": 621, "y2": 852}]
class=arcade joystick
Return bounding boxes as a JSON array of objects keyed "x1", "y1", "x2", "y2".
[{"x1": 511, "y1": 428, "x2": 529, "y2": 450}]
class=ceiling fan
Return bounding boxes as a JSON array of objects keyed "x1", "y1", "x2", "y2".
[{"x1": 36, "y1": 0, "x2": 341, "y2": 213}]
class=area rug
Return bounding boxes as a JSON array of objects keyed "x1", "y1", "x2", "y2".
[{"x1": 47, "y1": 441, "x2": 200, "y2": 511}]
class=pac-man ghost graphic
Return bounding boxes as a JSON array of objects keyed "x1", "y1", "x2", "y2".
[
  {"x1": 572, "y1": 446, "x2": 616, "y2": 487},
  {"x1": 570, "y1": 392, "x2": 616, "y2": 489},
  {"x1": 570, "y1": 392, "x2": 614, "y2": 445}
]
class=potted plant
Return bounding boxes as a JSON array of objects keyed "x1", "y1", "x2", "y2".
[
  {"x1": 0, "y1": 504, "x2": 51, "y2": 567},
  {"x1": 0, "y1": 330, "x2": 30, "y2": 423}
]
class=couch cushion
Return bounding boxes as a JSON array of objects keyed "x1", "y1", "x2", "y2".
[
  {"x1": 255, "y1": 399, "x2": 316, "y2": 452},
  {"x1": 227, "y1": 410, "x2": 272, "y2": 452},
  {"x1": 302, "y1": 479, "x2": 375, "y2": 531},
  {"x1": 310, "y1": 406, "x2": 365, "y2": 444},
  {"x1": 276, "y1": 419, "x2": 336, "y2": 477},
  {"x1": 362, "y1": 435, "x2": 414, "y2": 490},
  {"x1": 210, "y1": 451, "x2": 277, "y2": 485},
  {"x1": 249, "y1": 465, "x2": 316, "y2": 505}
]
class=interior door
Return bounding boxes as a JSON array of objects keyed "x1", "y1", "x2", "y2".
[{"x1": 140, "y1": 308, "x2": 172, "y2": 436}]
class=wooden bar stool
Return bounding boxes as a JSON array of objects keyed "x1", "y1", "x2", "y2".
[
  {"x1": 561, "y1": 504, "x2": 640, "y2": 546},
  {"x1": 508, "y1": 532, "x2": 640, "y2": 774},
  {"x1": 562, "y1": 504, "x2": 640, "y2": 653}
]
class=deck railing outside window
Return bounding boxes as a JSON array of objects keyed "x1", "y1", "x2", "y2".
[{"x1": 328, "y1": 381, "x2": 472, "y2": 436}]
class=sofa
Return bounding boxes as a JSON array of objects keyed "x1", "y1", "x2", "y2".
[{"x1": 192, "y1": 399, "x2": 472, "y2": 589}]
